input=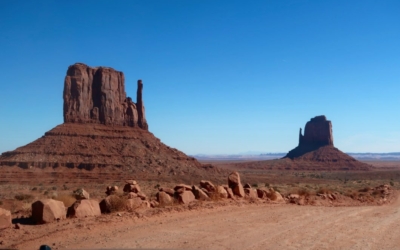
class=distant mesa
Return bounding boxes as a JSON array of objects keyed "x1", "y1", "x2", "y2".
[
  {"x1": 0, "y1": 63, "x2": 222, "y2": 179},
  {"x1": 227, "y1": 115, "x2": 371, "y2": 171},
  {"x1": 285, "y1": 115, "x2": 333, "y2": 159},
  {"x1": 283, "y1": 115, "x2": 371, "y2": 170}
]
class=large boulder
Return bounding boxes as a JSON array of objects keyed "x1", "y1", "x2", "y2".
[
  {"x1": 32, "y1": 199, "x2": 66, "y2": 224},
  {"x1": 200, "y1": 180, "x2": 216, "y2": 192},
  {"x1": 228, "y1": 172, "x2": 245, "y2": 198},
  {"x1": 157, "y1": 191, "x2": 173, "y2": 206},
  {"x1": 125, "y1": 198, "x2": 144, "y2": 211},
  {"x1": 192, "y1": 185, "x2": 209, "y2": 200},
  {"x1": 159, "y1": 187, "x2": 175, "y2": 196},
  {"x1": 256, "y1": 189, "x2": 267, "y2": 199},
  {"x1": 178, "y1": 191, "x2": 195, "y2": 204},
  {"x1": 99, "y1": 195, "x2": 124, "y2": 213},
  {"x1": 174, "y1": 184, "x2": 192, "y2": 191},
  {"x1": 67, "y1": 199, "x2": 101, "y2": 218},
  {"x1": 0, "y1": 208, "x2": 11, "y2": 229},
  {"x1": 123, "y1": 184, "x2": 141, "y2": 193},
  {"x1": 217, "y1": 186, "x2": 228, "y2": 199},
  {"x1": 224, "y1": 187, "x2": 235, "y2": 199},
  {"x1": 244, "y1": 188, "x2": 258, "y2": 199}
]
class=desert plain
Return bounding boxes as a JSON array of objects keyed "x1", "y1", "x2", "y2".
[{"x1": 0, "y1": 63, "x2": 399, "y2": 250}]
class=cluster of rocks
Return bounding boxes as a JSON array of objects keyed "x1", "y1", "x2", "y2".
[
  {"x1": 155, "y1": 171, "x2": 285, "y2": 206},
  {"x1": 100, "y1": 180, "x2": 153, "y2": 213}
]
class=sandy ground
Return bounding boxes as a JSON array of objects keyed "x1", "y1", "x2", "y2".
[{"x1": 2, "y1": 192, "x2": 399, "y2": 250}]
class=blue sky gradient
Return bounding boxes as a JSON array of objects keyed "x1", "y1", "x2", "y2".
[{"x1": 0, "y1": 1, "x2": 399, "y2": 154}]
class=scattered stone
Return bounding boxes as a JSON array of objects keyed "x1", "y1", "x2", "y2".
[
  {"x1": 125, "y1": 180, "x2": 137, "y2": 185},
  {"x1": 106, "y1": 186, "x2": 118, "y2": 196},
  {"x1": 174, "y1": 184, "x2": 192, "y2": 191},
  {"x1": 123, "y1": 184, "x2": 141, "y2": 193},
  {"x1": 200, "y1": 180, "x2": 216, "y2": 192},
  {"x1": 175, "y1": 188, "x2": 185, "y2": 194},
  {"x1": 274, "y1": 191, "x2": 285, "y2": 203},
  {"x1": 150, "y1": 201, "x2": 159, "y2": 208},
  {"x1": 192, "y1": 185, "x2": 209, "y2": 200},
  {"x1": 217, "y1": 186, "x2": 228, "y2": 199},
  {"x1": 228, "y1": 171, "x2": 245, "y2": 197},
  {"x1": 256, "y1": 189, "x2": 267, "y2": 199},
  {"x1": 0, "y1": 208, "x2": 11, "y2": 229},
  {"x1": 14, "y1": 223, "x2": 21, "y2": 229},
  {"x1": 225, "y1": 187, "x2": 235, "y2": 199},
  {"x1": 178, "y1": 191, "x2": 195, "y2": 204},
  {"x1": 73, "y1": 188, "x2": 90, "y2": 200},
  {"x1": 136, "y1": 192, "x2": 147, "y2": 200},
  {"x1": 32, "y1": 199, "x2": 66, "y2": 224},
  {"x1": 244, "y1": 188, "x2": 257, "y2": 199},
  {"x1": 159, "y1": 187, "x2": 175, "y2": 196},
  {"x1": 99, "y1": 195, "x2": 122, "y2": 214},
  {"x1": 157, "y1": 191, "x2": 173, "y2": 206},
  {"x1": 67, "y1": 199, "x2": 101, "y2": 218},
  {"x1": 127, "y1": 192, "x2": 138, "y2": 199},
  {"x1": 125, "y1": 198, "x2": 143, "y2": 211}
]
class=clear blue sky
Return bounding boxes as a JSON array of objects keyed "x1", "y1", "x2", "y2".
[{"x1": 0, "y1": 1, "x2": 399, "y2": 155}]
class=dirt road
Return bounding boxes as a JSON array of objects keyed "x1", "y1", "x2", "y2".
[{"x1": 8, "y1": 195, "x2": 400, "y2": 249}]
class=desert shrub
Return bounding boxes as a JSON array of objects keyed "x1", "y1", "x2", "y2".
[
  {"x1": 359, "y1": 187, "x2": 370, "y2": 192},
  {"x1": 55, "y1": 195, "x2": 76, "y2": 207},
  {"x1": 14, "y1": 194, "x2": 34, "y2": 201},
  {"x1": 390, "y1": 181, "x2": 394, "y2": 186},
  {"x1": 154, "y1": 184, "x2": 160, "y2": 189},
  {"x1": 264, "y1": 183, "x2": 270, "y2": 187},
  {"x1": 108, "y1": 195, "x2": 126, "y2": 212},
  {"x1": 31, "y1": 187, "x2": 38, "y2": 191},
  {"x1": 52, "y1": 186, "x2": 57, "y2": 190},
  {"x1": 0, "y1": 200, "x2": 3, "y2": 205},
  {"x1": 63, "y1": 184, "x2": 68, "y2": 190},
  {"x1": 252, "y1": 183, "x2": 258, "y2": 188}
]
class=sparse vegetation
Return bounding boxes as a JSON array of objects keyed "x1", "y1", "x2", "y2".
[{"x1": 14, "y1": 193, "x2": 34, "y2": 201}]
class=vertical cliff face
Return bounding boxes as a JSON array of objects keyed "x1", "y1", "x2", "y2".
[
  {"x1": 63, "y1": 63, "x2": 148, "y2": 130},
  {"x1": 299, "y1": 115, "x2": 333, "y2": 147},
  {"x1": 286, "y1": 115, "x2": 334, "y2": 159}
]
